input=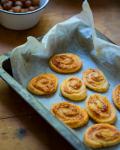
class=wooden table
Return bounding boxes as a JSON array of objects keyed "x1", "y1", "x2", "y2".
[{"x1": 0, "y1": 0, "x2": 120, "y2": 149}]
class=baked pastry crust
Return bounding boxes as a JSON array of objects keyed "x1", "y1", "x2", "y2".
[
  {"x1": 112, "y1": 84, "x2": 120, "y2": 110},
  {"x1": 27, "y1": 73, "x2": 58, "y2": 95},
  {"x1": 83, "y1": 68, "x2": 109, "y2": 92},
  {"x1": 51, "y1": 102, "x2": 88, "y2": 128},
  {"x1": 49, "y1": 53, "x2": 82, "y2": 74},
  {"x1": 86, "y1": 94, "x2": 116, "y2": 124},
  {"x1": 60, "y1": 76, "x2": 87, "y2": 101},
  {"x1": 84, "y1": 123, "x2": 120, "y2": 149}
]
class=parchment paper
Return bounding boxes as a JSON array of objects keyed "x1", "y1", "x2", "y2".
[
  {"x1": 10, "y1": 0, "x2": 120, "y2": 150},
  {"x1": 10, "y1": 0, "x2": 120, "y2": 86}
]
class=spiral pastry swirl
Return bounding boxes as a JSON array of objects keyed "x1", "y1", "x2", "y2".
[
  {"x1": 49, "y1": 53, "x2": 82, "y2": 74},
  {"x1": 83, "y1": 69, "x2": 109, "y2": 92},
  {"x1": 86, "y1": 94, "x2": 116, "y2": 124},
  {"x1": 51, "y1": 102, "x2": 89, "y2": 128},
  {"x1": 60, "y1": 76, "x2": 87, "y2": 101},
  {"x1": 84, "y1": 124, "x2": 120, "y2": 149},
  {"x1": 27, "y1": 73, "x2": 58, "y2": 95},
  {"x1": 112, "y1": 84, "x2": 120, "y2": 110}
]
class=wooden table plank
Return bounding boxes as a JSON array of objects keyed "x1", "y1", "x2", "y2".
[
  {"x1": 0, "y1": 114, "x2": 73, "y2": 150},
  {"x1": 91, "y1": 0, "x2": 120, "y2": 45},
  {"x1": 0, "y1": 79, "x2": 36, "y2": 118}
]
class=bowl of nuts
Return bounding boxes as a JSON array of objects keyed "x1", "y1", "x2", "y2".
[{"x1": 0, "y1": 0, "x2": 49, "y2": 30}]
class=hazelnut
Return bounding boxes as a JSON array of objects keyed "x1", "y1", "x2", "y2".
[
  {"x1": 15, "y1": 1, "x2": 23, "y2": 7},
  {"x1": 20, "y1": 0, "x2": 26, "y2": 2},
  {"x1": 1, "y1": 0, "x2": 8, "y2": 4},
  {"x1": 21, "y1": 8, "x2": 29, "y2": 12},
  {"x1": 32, "y1": 0, "x2": 39, "y2": 6},
  {"x1": 0, "y1": 0, "x2": 40, "y2": 13},
  {"x1": 9, "y1": 9, "x2": 14, "y2": 12},
  {"x1": 10, "y1": 0, "x2": 17, "y2": 2},
  {"x1": 12, "y1": 6, "x2": 21, "y2": 12},
  {"x1": 28, "y1": 6, "x2": 35, "y2": 11},
  {"x1": 24, "y1": 0, "x2": 32, "y2": 7},
  {"x1": 3, "y1": 1, "x2": 13, "y2": 10},
  {"x1": 0, "y1": 5, "x2": 3, "y2": 9}
]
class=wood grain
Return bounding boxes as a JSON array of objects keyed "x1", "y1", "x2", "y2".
[
  {"x1": 0, "y1": 79, "x2": 35, "y2": 119},
  {"x1": 0, "y1": 0, "x2": 120, "y2": 149},
  {"x1": 90, "y1": 0, "x2": 120, "y2": 45},
  {"x1": 0, "y1": 115, "x2": 73, "y2": 150}
]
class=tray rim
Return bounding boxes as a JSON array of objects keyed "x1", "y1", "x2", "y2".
[
  {"x1": 0, "y1": 30, "x2": 117, "y2": 150},
  {"x1": 0, "y1": 53, "x2": 88, "y2": 150}
]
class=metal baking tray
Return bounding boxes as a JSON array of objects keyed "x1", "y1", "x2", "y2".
[{"x1": 0, "y1": 32, "x2": 120, "y2": 150}]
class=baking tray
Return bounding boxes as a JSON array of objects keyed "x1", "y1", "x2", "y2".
[{"x1": 0, "y1": 31, "x2": 120, "y2": 150}]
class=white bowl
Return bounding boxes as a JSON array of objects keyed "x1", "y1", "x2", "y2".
[{"x1": 0, "y1": 0, "x2": 49, "y2": 30}]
